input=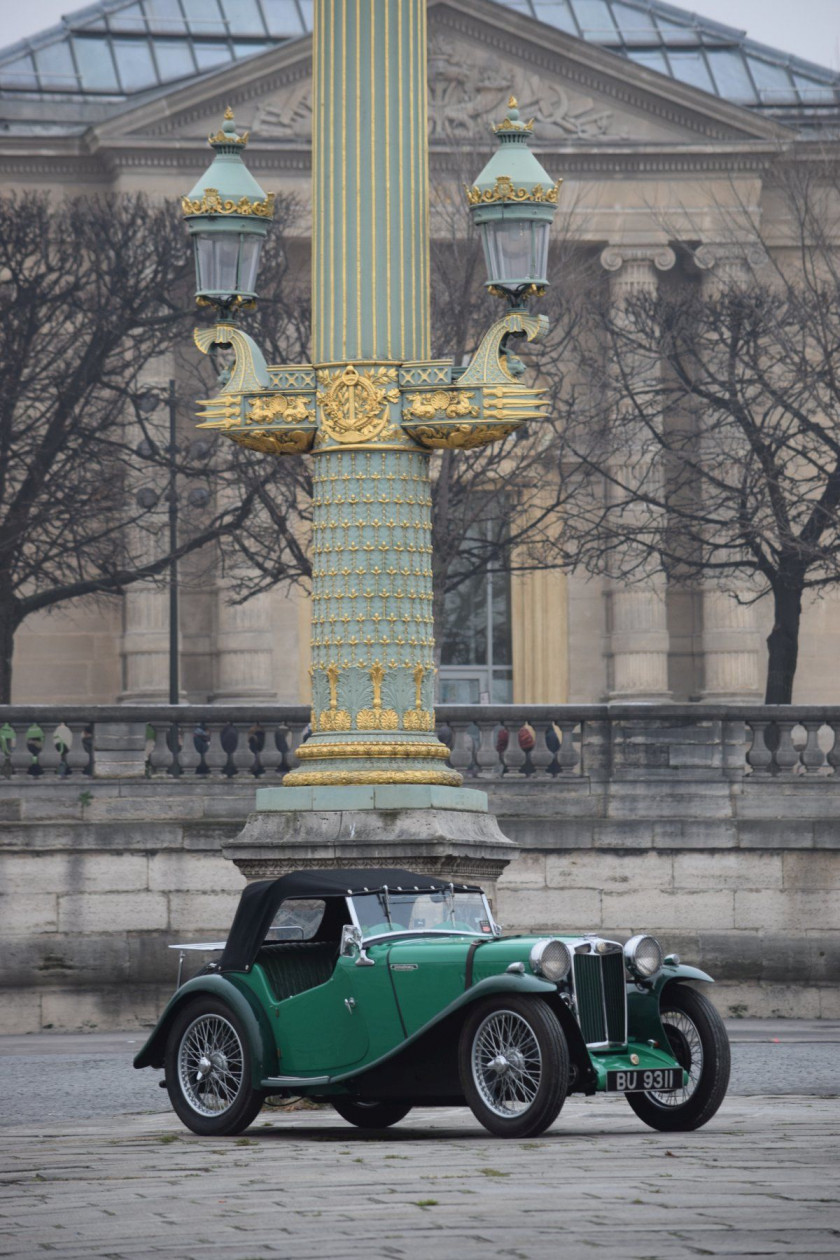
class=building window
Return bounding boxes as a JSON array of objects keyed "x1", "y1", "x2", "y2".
[{"x1": 438, "y1": 521, "x2": 513, "y2": 704}]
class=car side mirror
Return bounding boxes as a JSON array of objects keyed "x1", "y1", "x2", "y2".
[
  {"x1": 340, "y1": 924, "x2": 362, "y2": 957},
  {"x1": 340, "y1": 923, "x2": 375, "y2": 967}
]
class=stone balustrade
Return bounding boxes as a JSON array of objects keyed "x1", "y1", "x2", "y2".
[
  {"x1": 2, "y1": 703, "x2": 840, "y2": 780},
  {"x1": 2, "y1": 702, "x2": 839, "y2": 1032}
]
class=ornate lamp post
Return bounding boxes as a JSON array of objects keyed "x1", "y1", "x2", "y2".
[{"x1": 184, "y1": 2, "x2": 559, "y2": 879}]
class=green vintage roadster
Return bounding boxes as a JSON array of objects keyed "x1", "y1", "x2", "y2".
[{"x1": 134, "y1": 867, "x2": 730, "y2": 1138}]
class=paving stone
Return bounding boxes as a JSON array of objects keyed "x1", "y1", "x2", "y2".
[{"x1": 0, "y1": 1097, "x2": 836, "y2": 1260}]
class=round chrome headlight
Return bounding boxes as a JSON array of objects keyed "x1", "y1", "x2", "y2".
[
  {"x1": 529, "y1": 938, "x2": 572, "y2": 982},
  {"x1": 624, "y1": 934, "x2": 663, "y2": 979}
]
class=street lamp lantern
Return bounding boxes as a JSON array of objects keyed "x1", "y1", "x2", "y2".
[
  {"x1": 181, "y1": 108, "x2": 274, "y2": 313},
  {"x1": 466, "y1": 97, "x2": 561, "y2": 306}
]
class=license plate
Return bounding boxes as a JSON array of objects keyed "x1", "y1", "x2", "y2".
[{"x1": 607, "y1": 1068, "x2": 683, "y2": 1092}]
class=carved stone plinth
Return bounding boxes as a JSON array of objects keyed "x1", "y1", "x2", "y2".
[{"x1": 222, "y1": 784, "x2": 518, "y2": 903}]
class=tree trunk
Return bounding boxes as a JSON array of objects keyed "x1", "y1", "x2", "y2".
[
  {"x1": 764, "y1": 580, "x2": 803, "y2": 704},
  {"x1": 0, "y1": 603, "x2": 16, "y2": 704}
]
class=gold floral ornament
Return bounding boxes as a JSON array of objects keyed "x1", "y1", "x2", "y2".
[
  {"x1": 403, "y1": 664, "x2": 434, "y2": 731},
  {"x1": 357, "y1": 662, "x2": 399, "y2": 730},
  {"x1": 317, "y1": 365, "x2": 400, "y2": 445},
  {"x1": 229, "y1": 429, "x2": 314, "y2": 455},
  {"x1": 181, "y1": 188, "x2": 276, "y2": 218},
  {"x1": 408, "y1": 422, "x2": 521, "y2": 450},
  {"x1": 464, "y1": 175, "x2": 560, "y2": 206},
  {"x1": 403, "y1": 390, "x2": 479, "y2": 421},
  {"x1": 317, "y1": 663, "x2": 352, "y2": 732},
  {"x1": 208, "y1": 106, "x2": 249, "y2": 146},
  {"x1": 247, "y1": 395, "x2": 314, "y2": 425}
]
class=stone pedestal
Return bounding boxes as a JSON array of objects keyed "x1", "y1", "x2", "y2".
[{"x1": 222, "y1": 784, "x2": 518, "y2": 905}]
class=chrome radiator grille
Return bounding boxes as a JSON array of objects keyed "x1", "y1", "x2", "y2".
[{"x1": 573, "y1": 950, "x2": 627, "y2": 1046}]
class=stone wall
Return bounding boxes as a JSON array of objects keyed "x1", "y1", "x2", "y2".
[{"x1": 1, "y1": 704, "x2": 838, "y2": 1031}]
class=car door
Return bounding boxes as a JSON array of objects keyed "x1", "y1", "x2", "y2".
[{"x1": 274, "y1": 949, "x2": 402, "y2": 1074}]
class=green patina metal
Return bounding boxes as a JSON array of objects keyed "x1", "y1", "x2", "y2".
[{"x1": 185, "y1": 1, "x2": 558, "y2": 788}]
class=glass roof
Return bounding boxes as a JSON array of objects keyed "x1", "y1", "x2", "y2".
[{"x1": 0, "y1": 0, "x2": 836, "y2": 128}]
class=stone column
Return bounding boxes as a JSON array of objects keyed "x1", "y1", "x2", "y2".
[
  {"x1": 599, "y1": 245, "x2": 675, "y2": 701},
  {"x1": 213, "y1": 587, "x2": 278, "y2": 702},
  {"x1": 693, "y1": 243, "x2": 764, "y2": 701}
]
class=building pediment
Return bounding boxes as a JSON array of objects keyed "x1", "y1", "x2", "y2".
[{"x1": 89, "y1": 0, "x2": 790, "y2": 167}]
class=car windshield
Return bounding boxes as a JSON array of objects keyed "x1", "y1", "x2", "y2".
[{"x1": 350, "y1": 889, "x2": 495, "y2": 938}]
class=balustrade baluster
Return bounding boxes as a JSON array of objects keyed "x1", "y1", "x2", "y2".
[
  {"x1": 0, "y1": 721, "x2": 19, "y2": 777},
  {"x1": 827, "y1": 719, "x2": 840, "y2": 775},
  {"x1": 773, "y1": 720, "x2": 801, "y2": 774},
  {"x1": 274, "y1": 726, "x2": 292, "y2": 775},
  {"x1": 219, "y1": 722, "x2": 240, "y2": 778},
  {"x1": 530, "y1": 725, "x2": 554, "y2": 777},
  {"x1": 558, "y1": 721, "x2": 580, "y2": 774},
  {"x1": 501, "y1": 725, "x2": 523, "y2": 776},
  {"x1": 800, "y1": 721, "x2": 825, "y2": 773},
  {"x1": 179, "y1": 725, "x2": 202, "y2": 775},
  {"x1": 65, "y1": 721, "x2": 93, "y2": 776},
  {"x1": 745, "y1": 721, "x2": 774, "y2": 774},
  {"x1": 166, "y1": 722, "x2": 183, "y2": 778},
  {"x1": 447, "y1": 722, "x2": 475, "y2": 776},
  {"x1": 473, "y1": 721, "x2": 499, "y2": 779},
  {"x1": 544, "y1": 722, "x2": 561, "y2": 776},
  {"x1": 245, "y1": 720, "x2": 267, "y2": 777},
  {"x1": 515, "y1": 722, "x2": 536, "y2": 776},
  {"x1": 147, "y1": 725, "x2": 172, "y2": 776}
]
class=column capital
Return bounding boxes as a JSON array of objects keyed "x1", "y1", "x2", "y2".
[
  {"x1": 600, "y1": 244, "x2": 676, "y2": 274},
  {"x1": 694, "y1": 241, "x2": 766, "y2": 272}
]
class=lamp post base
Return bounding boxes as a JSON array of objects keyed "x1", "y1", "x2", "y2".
[{"x1": 222, "y1": 784, "x2": 518, "y2": 902}]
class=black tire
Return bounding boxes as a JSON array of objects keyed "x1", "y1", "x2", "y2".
[
  {"x1": 331, "y1": 1099, "x2": 412, "y2": 1129},
  {"x1": 458, "y1": 996, "x2": 569, "y2": 1138},
  {"x1": 626, "y1": 984, "x2": 730, "y2": 1132},
  {"x1": 164, "y1": 997, "x2": 264, "y2": 1137}
]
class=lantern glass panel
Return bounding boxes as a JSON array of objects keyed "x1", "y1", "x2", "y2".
[
  {"x1": 238, "y1": 235, "x2": 262, "y2": 294},
  {"x1": 533, "y1": 220, "x2": 550, "y2": 284},
  {"x1": 497, "y1": 220, "x2": 532, "y2": 283},
  {"x1": 195, "y1": 233, "x2": 241, "y2": 295}
]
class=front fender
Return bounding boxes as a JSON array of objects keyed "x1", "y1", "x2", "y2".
[
  {"x1": 132, "y1": 974, "x2": 276, "y2": 1086},
  {"x1": 327, "y1": 972, "x2": 556, "y2": 1085},
  {"x1": 654, "y1": 963, "x2": 715, "y2": 996},
  {"x1": 626, "y1": 964, "x2": 715, "y2": 1048}
]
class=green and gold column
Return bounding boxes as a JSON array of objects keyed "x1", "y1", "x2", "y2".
[
  {"x1": 186, "y1": 2, "x2": 557, "y2": 859},
  {"x1": 288, "y1": 0, "x2": 455, "y2": 787}
]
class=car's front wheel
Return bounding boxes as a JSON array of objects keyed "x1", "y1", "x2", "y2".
[
  {"x1": 458, "y1": 996, "x2": 569, "y2": 1138},
  {"x1": 331, "y1": 1099, "x2": 412, "y2": 1129},
  {"x1": 626, "y1": 983, "x2": 730, "y2": 1132},
  {"x1": 164, "y1": 997, "x2": 264, "y2": 1136}
]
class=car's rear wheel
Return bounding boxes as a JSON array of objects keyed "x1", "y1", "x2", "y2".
[
  {"x1": 164, "y1": 997, "x2": 264, "y2": 1136},
  {"x1": 458, "y1": 996, "x2": 569, "y2": 1138},
  {"x1": 331, "y1": 1099, "x2": 412, "y2": 1129},
  {"x1": 625, "y1": 984, "x2": 730, "y2": 1132}
]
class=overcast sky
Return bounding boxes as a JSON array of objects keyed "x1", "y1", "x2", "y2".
[{"x1": 3, "y1": 0, "x2": 839, "y2": 71}]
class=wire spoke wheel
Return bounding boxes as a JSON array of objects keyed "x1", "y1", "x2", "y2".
[
  {"x1": 178, "y1": 1014, "x2": 245, "y2": 1117},
  {"x1": 459, "y1": 996, "x2": 569, "y2": 1138},
  {"x1": 472, "y1": 1009, "x2": 542, "y2": 1118},
  {"x1": 646, "y1": 1009, "x2": 703, "y2": 1108},
  {"x1": 625, "y1": 984, "x2": 730, "y2": 1133},
  {"x1": 164, "y1": 997, "x2": 264, "y2": 1136}
]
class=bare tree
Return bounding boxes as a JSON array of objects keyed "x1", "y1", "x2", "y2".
[
  {"x1": 556, "y1": 159, "x2": 840, "y2": 703},
  {"x1": 0, "y1": 192, "x2": 307, "y2": 702}
]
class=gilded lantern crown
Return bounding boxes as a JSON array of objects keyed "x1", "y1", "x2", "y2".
[
  {"x1": 182, "y1": 107, "x2": 274, "y2": 311},
  {"x1": 182, "y1": 108, "x2": 274, "y2": 220},
  {"x1": 466, "y1": 95, "x2": 560, "y2": 303}
]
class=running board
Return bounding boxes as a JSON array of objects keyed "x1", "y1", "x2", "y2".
[{"x1": 261, "y1": 1075, "x2": 331, "y2": 1089}]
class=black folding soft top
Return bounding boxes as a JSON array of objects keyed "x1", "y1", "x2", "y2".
[{"x1": 219, "y1": 868, "x2": 483, "y2": 972}]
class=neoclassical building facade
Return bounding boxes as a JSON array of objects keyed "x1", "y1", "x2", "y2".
[{"x1": 2, "y1": 0, "x2": 839, "y2": 706}]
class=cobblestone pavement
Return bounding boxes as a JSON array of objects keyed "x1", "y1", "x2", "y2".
[{"x1": 1, "y1": 1095, "x2": 838, "y2": 1259}]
